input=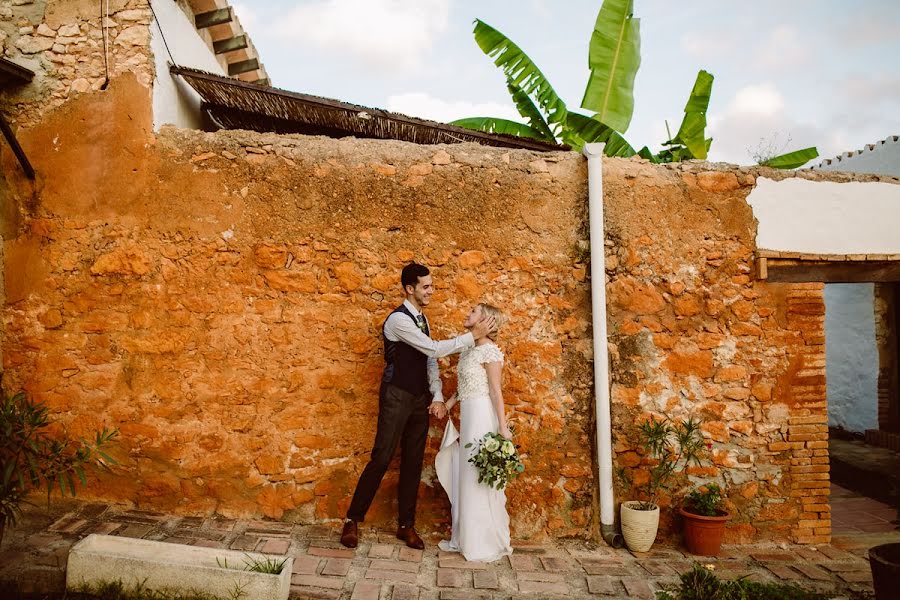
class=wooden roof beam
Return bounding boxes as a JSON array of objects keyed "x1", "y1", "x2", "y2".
[
  {"x1": 213, "y1": 35, "x2": 247, "y2": 55},
  {"x1": 228, "y1": 58, "x2": 259, "y2": 76},
  {"x1": 195, "y1": 7, "x2": 232, "y2": 29}
]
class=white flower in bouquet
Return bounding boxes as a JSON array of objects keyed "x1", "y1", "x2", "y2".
[{"x1": 465, "y1": 432, "x2": 525, "y2": 490}]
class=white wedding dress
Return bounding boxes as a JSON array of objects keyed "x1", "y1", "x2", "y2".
[{"x1": 436, "y1": 342, "x2": 512, "y2": 562}]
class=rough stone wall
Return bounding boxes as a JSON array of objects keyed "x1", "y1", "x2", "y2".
[
  {"x1": 1, "y1": 75, "x2": 597, "y2": 539},
  {"x1": 5, "y1": 67, "x2": 900, "y2": 541},
  {"x1": 602, "y1": 167, "x2": 832, "y2": 544},
  {"x1": 0, "y1": 0, "x2": 153, "y2": 128},
  {"x1": 874, "y1": 284, "x2": 898, "y2": 433}
]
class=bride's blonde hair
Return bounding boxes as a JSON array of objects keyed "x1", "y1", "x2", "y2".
[{"x1": 478, "y1": 303, "x2": 503, "y2": 341}]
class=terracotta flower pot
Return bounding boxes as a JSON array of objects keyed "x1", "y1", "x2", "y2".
[
  {"x1": 680, "y1": 506, "x2": 729, "y2": 556},
  {"x1": 621, "y1": 501, "x2": 660, "y2": 553}
]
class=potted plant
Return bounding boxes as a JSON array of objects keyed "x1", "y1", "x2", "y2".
[
  {"x1": 1, "y1": 390, "x2": 117, "y2": 544},
  {"x1": 680, "y1": 482, "x2": 729, "y2": 556},
  {"x1": 618, "y1": 416, "x2": 705, "y2": 552},
  {"x1": 869, "y1": 543, "x2": 900, "y2": 600}
]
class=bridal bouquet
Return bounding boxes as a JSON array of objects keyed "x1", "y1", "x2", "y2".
[{"x1": 465, "y1": 432, "x2": 525, "y2": 490}]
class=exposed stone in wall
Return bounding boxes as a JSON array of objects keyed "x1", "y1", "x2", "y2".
[
  {"x1": 4, "y1": 73, "x2": 900, "y2": 542},
  {"x1": 602, "y1": 163, "x2": 832, "y2": 544},
  {"x1": 0, "y1": 0, "x2": 152, "y2": 127},
  {"x1": 1, "y1": 76, "x2": 596, "y2": 538},
  {"x1": 874, "y1": 283, "x2": 898, "y2": 433}
]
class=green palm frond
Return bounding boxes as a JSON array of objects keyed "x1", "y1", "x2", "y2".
[
  {"x1": 564, "y1": 112, "x2": 636, "y2": 156},
  {"x1": 581, "y1": 0, "x2": 641, "y2": 133},
  {"x1": 761, "y1": 147, "x2": 819, "y2": 169},
  {"x1": 665, "y1": 70, "x2": 714, "y2": 159},
  {"x1": 451, "y1": 117, "x2": 553, "y2": 141},
  {"x1": 473, "y1": 19, "x2": 568, "y2": 127},
  {"x1": 506, "y1": 80, "x2": 556, "y2": 141}
]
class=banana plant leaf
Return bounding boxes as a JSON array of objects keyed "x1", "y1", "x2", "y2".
[
  {"x1": 506, "y1": 80, "x2": 557, "y2": 141},
  {"x1": 580, "y1": 0, "x2": 641, "y2": 133},
  {"x1": 665, "y1": 70, "x2": 714, "y2": 160},
  {"x1": 637, "y1": 146, "x2": 659, "y2": 163},
  {"x1": 450, "y1": 117, "x2": 553, "y2": 141},
  {"x1": 473, "y1": 19, "x2": 568, "y2": 127},
  {"x1": 565, "y1": 112, "x2": 636, "y2": 156},
  {"x1": 761, "y1": 147, "x2": 819, "y2": 169}
]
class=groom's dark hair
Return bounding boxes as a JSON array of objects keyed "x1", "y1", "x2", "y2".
[{"x1": 401, "y1": 262, "x2": 430, "y2": 290}]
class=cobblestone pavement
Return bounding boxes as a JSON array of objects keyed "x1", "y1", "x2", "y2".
[{"x1": 0, "y1": 500, "x2": 891, "y2": 599}]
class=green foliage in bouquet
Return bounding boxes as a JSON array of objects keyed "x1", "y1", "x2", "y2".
[{"x1": 465, "y1": 431, "x2": 524, "y2": 490}]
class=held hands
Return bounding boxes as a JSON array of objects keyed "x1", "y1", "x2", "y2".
[
  {"x1": 429, "y1": 401, "x2": 448, "y2": 419},
  {"x1": 471, "y1": 315, "x2": 497, "y2": 340}
]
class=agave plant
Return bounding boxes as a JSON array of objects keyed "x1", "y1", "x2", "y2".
[{"x1": 454, "y1": 0, "x2": 819, "y2": 169}]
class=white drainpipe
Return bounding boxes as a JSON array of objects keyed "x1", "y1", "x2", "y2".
[{"x1": 582, "y1": 143, "x2": 623, "y2": 548}]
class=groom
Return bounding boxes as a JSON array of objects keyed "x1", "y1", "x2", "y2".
[{"x1": 341, "y1": 262, "x2": 495, "y2": 549}]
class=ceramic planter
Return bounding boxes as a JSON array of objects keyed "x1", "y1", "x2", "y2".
[
  {"x1": 680, "y1": 506, "x2": 729, "y2": 556},
  {"x1": 620, "y1": 501, "x2": 660, "y2": 552}
]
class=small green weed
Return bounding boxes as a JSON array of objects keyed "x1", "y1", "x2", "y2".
[
  {"x1": 216, "y1": 554, "x2": 287, "y2": 575},
  {"x1": 242, "y1": 554, "x2": 287, "y2": 574},
  {"x1": 656, "y1": 563, "x2": 833, "y2": 600}
]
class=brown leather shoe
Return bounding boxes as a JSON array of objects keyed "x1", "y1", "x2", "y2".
[
  {"x1": 396, "y1": 525, "x2": 424, "y2": 550},
  {"x1": 340, "y1": 519, "x2": 358, "y2": 548}
]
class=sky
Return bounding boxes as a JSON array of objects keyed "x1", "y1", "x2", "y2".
[{"x1": 229, "y1": 0, "x2": 900, "y2": 165}]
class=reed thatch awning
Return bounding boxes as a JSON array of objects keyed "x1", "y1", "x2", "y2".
[
  {"x1": 0, "y1": 57, "x2": 34, "y2": 88},
  {"x1": 171, "y1": 66, "x2": 567, "y2": 152},
  {"x1": 1, "y1": 58, "x2": 36, "y2": 179}
]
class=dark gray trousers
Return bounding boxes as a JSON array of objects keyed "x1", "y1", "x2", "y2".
[{"x1": 346, "y1": 383, "x2": 430, "y2": 526}]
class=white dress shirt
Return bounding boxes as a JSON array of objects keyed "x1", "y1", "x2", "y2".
[{"x1": 383, "y1": 299, "x2": 474, "y2": 403}]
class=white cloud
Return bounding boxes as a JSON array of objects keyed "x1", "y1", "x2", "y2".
[
  {"x1": 728, "y1": 82, "x2": 785, "y2": 117},
  {"x1": 386, "y1": 92, "x2": 521, "y2": 124},
  {"x1": 753, "y1": 25, "x2": 811, "y2": 72},
  {"x1": 707, "y1": 82, "x2": 831, "y2": 165},
  {"x1": 272, "y1": 0, "x2": 450, "y2": 74}
]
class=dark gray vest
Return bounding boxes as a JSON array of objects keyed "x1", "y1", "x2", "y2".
[{"x1": 382, "y1": 304, "x2": 429, "y2": 397}]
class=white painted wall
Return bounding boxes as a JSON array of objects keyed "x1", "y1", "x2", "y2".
[
  {"x1": 747, "y1": 177, "x2": 900, "y2": 255},
  {"x1": 814, "y1": 136, "x2": 900, "y2": 178},
  {"x1": 825, "y1": 284, "x2": 879, "y2": 432},
  {"x1": 747, "y1": 165, "x2": 900, "y2": 434},
  {"x1": 150, "y1": 0, "x2": 226, "y2": 130}
]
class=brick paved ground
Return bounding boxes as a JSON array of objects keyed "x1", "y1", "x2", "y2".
[
  {"x1": 0, "y1": 499, "x2": 891, "y2": 599},
  {"x1": 831, "y1": 482, "x2": 899, "y2": 535}
]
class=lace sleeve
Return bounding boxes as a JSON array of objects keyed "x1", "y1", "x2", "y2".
[{"x1": 479, "y1": 344, "x2": 504, "y2": 365}]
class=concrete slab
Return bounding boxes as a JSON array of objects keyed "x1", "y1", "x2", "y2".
[{"x1": 65, "y1": 534, "x2": 291, "y2": 600}]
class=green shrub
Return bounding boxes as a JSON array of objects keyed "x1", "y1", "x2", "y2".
[
  {"x1": 657, "y1": 563, "x2": 832, "y2": 600},
  {"x1": 0, "y1": 390, "x2": 117, "y2": 543}
]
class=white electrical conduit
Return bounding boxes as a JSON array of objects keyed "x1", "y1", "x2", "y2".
[{"x1": 582, "y1": 144, "x2": 623, "y2": 548}]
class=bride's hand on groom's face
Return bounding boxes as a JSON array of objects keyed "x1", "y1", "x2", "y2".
[{"x1": 472, "y1": 316, "x2": 496, "y2": 340}]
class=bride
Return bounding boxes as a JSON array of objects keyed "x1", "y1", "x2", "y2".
[{"x1": 435, "y1": 303, "x2": 513, "y2": 562}]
